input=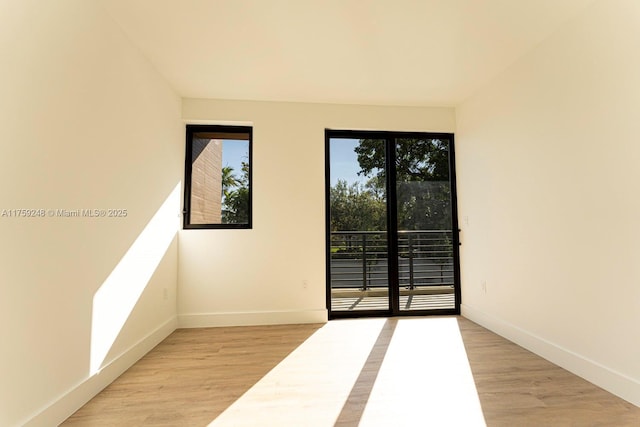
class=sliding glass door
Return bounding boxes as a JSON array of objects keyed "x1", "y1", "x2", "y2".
[
  {"x1": 394, "y1": 138, "x2": 457, "y2": 312},
  {"x1": 327, "y1": 137, "x2": 389, "y2": 312},
  {"x1": 326, "y1": 131, "x2": 460, "y2": 318}
]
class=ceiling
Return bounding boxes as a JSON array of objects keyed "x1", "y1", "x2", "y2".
[{"x1": 100, "y1": 0, "x2": 594, "y2": 106}]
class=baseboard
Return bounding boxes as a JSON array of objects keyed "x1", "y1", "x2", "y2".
[
  {"x1": 178, "y1": 309, "x2": 328, "y2": 328},
  {"x1": 24, "y1": 316, "x2": 178, "y2": 427},
  {"x1": 461, "y1": 304, "x2": 640, "y2": 407}
]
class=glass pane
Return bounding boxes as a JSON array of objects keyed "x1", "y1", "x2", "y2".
[
  {"x1": 395, "y1": 138, "x2": 455, "y2": 311},
  {"x1": 189, "y1": 132, "x2": 250, "y2": 225},
  {"x1": 329, "y1": 138, "x2": 388, "y2": 312}
]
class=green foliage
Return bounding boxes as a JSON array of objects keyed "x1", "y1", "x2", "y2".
[
  {"x1": 354, "y1": 138, "x2": 450, "y2": 181},
  {"x1": 222, "y1": 161, "x2": 249, "y2": 224},
  {"x1": 330, "y1": 179, "x2": 386, "y2": 231},
  {"x1": 221, "y1": 166, "x2": 239, "y2": 198},
  {"x1": 331, "y1": 138, "x2": 452, "y2": 232}
]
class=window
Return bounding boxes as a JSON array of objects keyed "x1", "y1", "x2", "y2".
[
  {"x1": 325, "y1": 130, "x2": 460, "y2": 317},
  {"x1": 183, "y1": 125, "x2": 252, "y2": 229}
]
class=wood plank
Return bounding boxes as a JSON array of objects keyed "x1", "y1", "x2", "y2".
[{"x1": 62, "y1": 317, "x2": 640, "y2": 426}]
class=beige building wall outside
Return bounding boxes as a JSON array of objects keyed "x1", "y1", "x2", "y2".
[{"x1": 190, "y1": 138, "x2": 223, "y2": 224}]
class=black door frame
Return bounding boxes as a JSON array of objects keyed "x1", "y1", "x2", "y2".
[{"x1": 325, "y1": 129, "x2": 461, "y2": 319}]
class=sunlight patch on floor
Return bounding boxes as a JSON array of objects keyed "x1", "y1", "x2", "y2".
[
  {"x1": 208, "y1": 318, "x2": 387, "y2": 426},
  {"x1": 90, "y1": 183, "x2": 180, "y2": 374},
  {"x1": 207, "y1": 317, "x2": 485, "y2": 426},
  {"x1": 360, "y1": 317, "x2": 486, "y2": 426}
]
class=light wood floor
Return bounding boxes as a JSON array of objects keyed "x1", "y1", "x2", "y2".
[{"x1": 63, "y1": 317, "x2": 640, "y2": 426}]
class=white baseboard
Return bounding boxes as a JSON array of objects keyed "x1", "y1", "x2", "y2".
[
  {"x1": 24, "y1": 316, "x2": 178, "y2": 427},
  {"x1": 178, "y1": 309, "x2": 328, "y2": 328},
  {"x1": 461, "y1": 304, "x2": 640, "y2": 407}
]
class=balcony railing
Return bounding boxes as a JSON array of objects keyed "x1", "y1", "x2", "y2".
[{"x1": 330, "y1": 230, "x2": 454, "y2": 290}]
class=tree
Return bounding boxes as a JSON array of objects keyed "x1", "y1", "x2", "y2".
[
  {"x1": 330, "y1": 179, "x2": 386, "y2": 258},
  {"x1": 222, "y1": 161, "x2": 250, "y2": 224},
  {"x1": 221, "y1": 166, "x2": 239, "y2": 199},
  {"x1": 354, "y1": 138, "x2": 452, "y2": 231},
  {"x1": 354, "y1": 138, "x2": 449, "y2": 181},
  {"x1": 330, "y1": 179, "x2": 386, "y2": 232}
]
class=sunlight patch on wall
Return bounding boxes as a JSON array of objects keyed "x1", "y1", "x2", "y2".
[{"x1": 90, "y1": 183, "x2": 181, "y2": 374}]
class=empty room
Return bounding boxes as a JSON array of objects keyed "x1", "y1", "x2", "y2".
[{"x1": 1, "y1": 1, "x2": 639, "y2": 426}]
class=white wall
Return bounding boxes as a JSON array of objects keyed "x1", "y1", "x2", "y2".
[
  {"x1": 7, "y1": 0, "x2": 638, "y2": 423},
  {"x1": 179, "y1": 99, "x2": 455, "y2": 326},
  {"x1": 456, "y1": 0, "x2": 640, "y2": 406},
  {"x1": 0, "y1": 1, "x2": 182, "y2": 426}
]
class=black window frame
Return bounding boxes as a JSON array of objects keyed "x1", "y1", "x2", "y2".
[
  {"x1": 324, "y1": 129, "x2": 461, "y2": 318},
  {"x1": 183, "y1": 124, "x2": 253, "y2": 230}
]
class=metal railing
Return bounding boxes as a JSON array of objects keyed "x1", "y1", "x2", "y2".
[{"x1": 330, "y1": 230, "x2": 454, "y2": 290}]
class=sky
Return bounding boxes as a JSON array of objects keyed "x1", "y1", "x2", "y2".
[
  {"x1": 221, "y1": 140, "x2": 249, "y2": 179},
  {"x1": 221, "y1": 138, "x2": 373, "y2": 187},
  {"x1": 330, "y1": 138, "x2": 370, "y2": 187}
]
